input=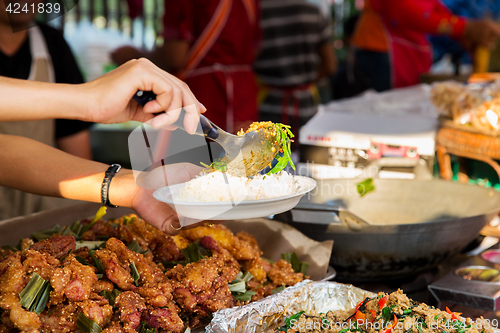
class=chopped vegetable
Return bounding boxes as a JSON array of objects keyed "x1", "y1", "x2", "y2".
[
  {"x1": 75, "y1": 256, "x2": 90, "y2": 265},
  {"x1": 271, "y1": 285, "x2": 286, "y2": 294},
  {"x1": 356, "y1": 178, "x2": 375, "y2": 197},
  {"x1": 92, "y1": 206, "x2": 107, "y2": 223},
  {"x1": 233, "y1": 291, "x2": 256, "y2": 301},
  {"x1": 77, "y1": 312, "x2": 102, "y2": 333},
  {"x1": 446, "y1": 306, "x2": 462, "y2": 320},
  {"x1": 355, "y1": 310, "x2": 366, "y2": 321},
  {"x1": 228, "y1": 280, "x2": 246, "y2": 293},
  {"x1": 380, "y1": 314, "x2": 398, "y2": 333},
  {"x1": 32, "y1": 224, "x2": 63, "y2": 241},
  {"x1": 19, "y1": 273, "x2": 51, "y2": 314},
  {"x1": 138, "y1": 321, "x2": 155, "y2": 333},
  {"x1": 75, "y1": 241, "x2": 105, "y2": 251},
  {"x1": 100, "y1": 289, "x2": 121, "y2": 306},
  {"x1": 281, "y1": 252, "x2": 308, "y2": 275},
  {"x1": 276, "y1": 311, "x2": 305, "y2": 332},
  {"x1": 378, "y1": 295, "x2": 388, "y2": 309},
  {"x1": 403, "y1": 309, "x2": 412, "y2": 315},
  {"x1": 127, "y1": 240, "x2": 149, "y2": 255},
  {"x1": 89, "y1": 250, "x2": 105, "y2": 274},
  {"x1": 267, "y1": 123, "x2": 295, "y2": 175},
  {"x1": 123, "y1": 216, "x2": 136, "y2": 226},
  {"x1": 130, "y1": 262, "x2": 140, "y2": 286},
  {"x1": 182, "y1": 242, "x2": 209, "y2": 263},
  {"x1": 201, "y1": 160, "x2": 227, "y2": 173}
]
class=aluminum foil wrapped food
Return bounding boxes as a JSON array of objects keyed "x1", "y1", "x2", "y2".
[{"x1": 206, "y1": 281, "x2": 374, "y2": 333}]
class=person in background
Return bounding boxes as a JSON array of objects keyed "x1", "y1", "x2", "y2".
[
  {"x1": 350, "y1": 0, "x2": 500, "y2": 91},
  {"x1": 430, "y1": 0, "x2": 500, "y2": 71},
  {"x1": 0, "y1": 0, "x2": 94, "y2": 218},
  {"x1": 254, "y1": 0, "x2": 336, "y2": 145},
  {"x1": 112, "y1": 0, "x2": 261, "y2": 134},
  {"x1": 330, "y1": 13, "x2": 371, "y2": 100}
]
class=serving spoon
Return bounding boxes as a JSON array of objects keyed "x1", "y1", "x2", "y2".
[{"x1": 133, "y1": 91, "x2": 279, "y2": 177}]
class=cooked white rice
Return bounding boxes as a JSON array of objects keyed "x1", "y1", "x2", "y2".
[{"x1": 176, "y1": 171, "x2": 297, "y2": 202}]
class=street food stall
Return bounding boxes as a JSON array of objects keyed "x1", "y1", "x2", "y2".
[{"x1": 3, "y1": 0, "x2": 500, "y2": 331}]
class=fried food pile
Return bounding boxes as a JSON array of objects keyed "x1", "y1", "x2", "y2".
[
  {"x1": 276, "y1": 290, "x2": 493, "y2": 333},
  {"x1": 0, "y1": 215, "x2": 306, "y2": 333}
]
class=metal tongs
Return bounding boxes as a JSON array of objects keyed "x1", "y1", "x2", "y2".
[{"x1": 134, "y1": 91, "x2": 279, "y2": 177}]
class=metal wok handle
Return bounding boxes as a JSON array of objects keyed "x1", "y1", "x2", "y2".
[
  {"x1": 358, "y1": 157, "x2": 433, "y2": 180},
  {"x1": 274, "y1": 205, "x2": 370, "y2": 232}
]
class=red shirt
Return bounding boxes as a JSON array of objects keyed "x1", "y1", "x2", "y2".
[
  {"x1": 352, "y1": 0, "x2": 466, "y2": 88},
  {"x1": 163, "y1": 0, "x2": 261, "y2": 133}
]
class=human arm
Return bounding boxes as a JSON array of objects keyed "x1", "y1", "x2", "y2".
[
  {"x1": 376, "y1": 0, "x2": 467, "y2": 37},
  {"x1": 0, "y1": 134, "x2": 203, "y2": 234},
  {"x1": 0, "y1": 59, "x2": 205, "y2": 133}
]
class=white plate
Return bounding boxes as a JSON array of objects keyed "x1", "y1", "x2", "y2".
[{"x1": 153, "y1": 176, "x2": 316, "y2": 223}]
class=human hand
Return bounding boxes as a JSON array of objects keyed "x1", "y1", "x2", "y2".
[
  {"x1": 464, "y1": 19, "x2": 500, "y2": 49},
  {"x1": 110, "y1": 45, "x2": 143, "y2": 66},
  {"x1": 130, "y1": 163, "x2": 222, "y2": 235},
  {"x1": 82, "y1": 58, "x2": 206, "y2": 134}
]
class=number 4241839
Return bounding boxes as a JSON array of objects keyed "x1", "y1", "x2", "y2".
[{"x1": 5, "y1": 2, "x2": 61, "y2": 14}]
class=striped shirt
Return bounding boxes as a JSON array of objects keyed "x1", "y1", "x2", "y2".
[
  {"x1": 255, "y1": 0, "x2": 331, "y2": 125},
  {"x1": 255, "y1": 0, "x2": 331, "y2": 87}
]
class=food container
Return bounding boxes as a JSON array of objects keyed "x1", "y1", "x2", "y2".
[
  {"x1": 429, "y1": 255, "x2": 500, "y2": 311},
  {"x1": 206, "y1": 281, "x2": 373, "y2": 333}
]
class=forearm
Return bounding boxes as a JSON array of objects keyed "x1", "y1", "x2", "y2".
[
  {"x1": 0, "y1": 78, "x2": 86, "y2": 122},
  {"x1": 0, "y1": 134, "x2": 135, "y2": 207}
]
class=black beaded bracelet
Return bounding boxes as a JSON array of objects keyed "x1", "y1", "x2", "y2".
[{"x1": 101, "y1": 164, "x2": 122, "y2": 208}]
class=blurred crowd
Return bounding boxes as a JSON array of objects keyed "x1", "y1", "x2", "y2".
[{"x1": 1, "y1": 0, "x2": 500, "y2": 218}]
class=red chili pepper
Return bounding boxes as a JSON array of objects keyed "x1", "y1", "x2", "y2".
[
  {"x1": 354, "y1": 299, "x2": 365, "y2": 312},
  {"x1": 380, "y1": 315, "x2": 398, "y2": 333},
  {"x1": 445, "y1": 306, "x2": 462, "y2": 320},
  {"x1": 369, "y1": 309, "x2": 377, "y2": 322},
  {"x1": 378, "y1": 296, "x2": 388, "y2": 309},
  {"x1": 355, "y1": 310, "x2": 366, "y2": 322}
]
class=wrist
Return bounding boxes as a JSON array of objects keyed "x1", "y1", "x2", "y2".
[{"x1": 107, "y1": 169, "x2": 137, "y2": 208}]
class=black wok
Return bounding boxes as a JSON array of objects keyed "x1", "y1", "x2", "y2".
[{"x1": 275, "y1": 171, "x2": 500, "y2": 281}]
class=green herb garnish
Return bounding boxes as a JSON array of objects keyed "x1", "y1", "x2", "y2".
[
  {"x1": 234, "y1": 290, "x2": 257, "y2": 301},
  {"x1": 272, "y1": 285, "x2": 286, "y2": 294},
  {"x1": 32, "y1": 224, "x2": 63, "y2": 241},
  {"x1": 356, "y1": 178, "x2": 375, "y2": 197},
  {"x1": 268, "y1": 124, "x2": 295, "y2": 175},
  {"x1": 276, "y1": 311, "x2": 305, "y2": 332},
  {"x1": 127, "y1": 240, "x2": 149, "y2": 255},
  {"x1": 77, "y1": 312, "x2": 102, "y2": 333},
  {"x1": 19, "y1": 272, "x2": 51, "y2": 314},
  {"x1": 130, "y1": 262, "x2": 140, "y2": 286},
  {"x1": 123, "y1": 216, "x2": 136, "y2": 226},
  {"x1": 281, "y1": 252, "x2": 308, "y2": 275},
  {"x1": 138, "y1": 321, "x2": 156, "y2": 333},
  {"x1": 181, "y1": 242, "x2": 209, "y2": 263},
  {"x1": 100, "y1": 289, "x2": 121, "y2": 306},
  {"x1": 201, "y1": 160, "x2": 227, "y2": 172},
  {"x1": 89, "y1": 250, "x2": 105, "y2": 274}
]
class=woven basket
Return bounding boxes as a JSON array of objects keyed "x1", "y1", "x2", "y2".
[{"x1": 437, "y1": 118, "x2": 500, "y2": 159}]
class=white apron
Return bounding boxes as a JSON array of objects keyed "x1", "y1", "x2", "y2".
[{"x1": 0, "y1": 26, "x2": 74, "y2": 220}]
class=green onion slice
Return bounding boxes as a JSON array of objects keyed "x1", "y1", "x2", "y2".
[
  {"x1": 77, "y1": 312, "x2": 102, "y2": 333},
  {"x1": 130, "y1": 262, "x2": 140, "y2": 286}
]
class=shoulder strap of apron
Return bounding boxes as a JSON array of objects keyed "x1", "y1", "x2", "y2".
[
  {"x1": 27, "y1": 25, "x2": 56, "y2": 83},
  {"x1": 180, "y1": 0, "x2": 233, "y2": 78}
]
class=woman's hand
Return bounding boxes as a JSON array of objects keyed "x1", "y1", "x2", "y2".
[
  {"x1": 125, "y1": 163, "x2": 221, "y2": 235},
  {"x1": 82, "y1": 58, "x2": 206, "y2": 134}
]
